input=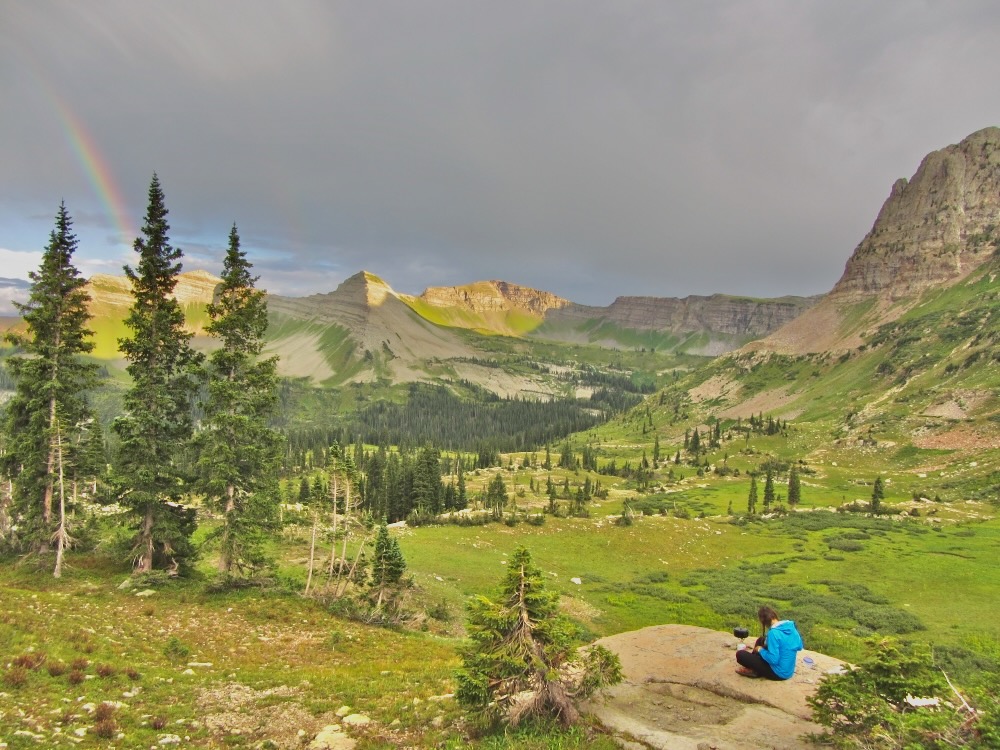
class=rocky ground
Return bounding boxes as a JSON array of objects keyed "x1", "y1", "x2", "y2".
[{"x1": 583, "y1": 625, "x2": 845, "y2": 750}]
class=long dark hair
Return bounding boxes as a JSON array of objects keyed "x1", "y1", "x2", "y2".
[{"x1": 758, "y1": 606, "x2": 779, "y2": 636}]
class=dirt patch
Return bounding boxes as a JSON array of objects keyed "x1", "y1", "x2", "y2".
[
  {"x1": 716, "y1": 386, "x2": 802, "y2": 421},
  {"x1": 689, "y1": 375, "x2": 740, "y2": 404},
  {"x1": 922, "y1": 401, "x2": 968, "y2": 420},
  {"x1": 197, "y1": 682, "x2": 339, "y2": 749},
  {"x1": 448, "y1": 362, "x2": 559, "y2": 399},
  {"x1": 560, "y1": 595, "x2": 603, "y2": 625},
  {"x1": 914, "y1": 425, "x2": 1000, "y2": 451}
]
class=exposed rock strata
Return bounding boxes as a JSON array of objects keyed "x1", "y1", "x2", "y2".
[
  {"x1": 418, "y1": 279, "x2": 570, "y2": 315},
  {"x1": 547, "y1": 294, "x2": 818, "y2": 337},
  {"x1": 753, "y1": 126, "x2": 1000, "y2": 354},
  {"x1": 833, "y1": 126, "x2": 1000, "y2": 299}
]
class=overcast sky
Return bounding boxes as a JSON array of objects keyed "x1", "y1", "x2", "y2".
[{"x1": 2, "y1": 1, "x2": 998, "y2": 314}]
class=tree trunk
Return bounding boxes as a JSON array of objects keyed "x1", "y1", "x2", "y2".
[
  {"x1": 218, "y1": 483, "x2": 236, "y2": 573},
  {"x1": 327, "y1": 471, "x2": 339, "y2": 580},
  {"x1": 334, "y1": 477, "x2": 353, "y2": 589},
  {"x1": 335, "y1": 528, "x2": 372, "y2": 599},
  {"x1": 53, "y1": 423, "x2": 69, "y2": 578},
  {"x1": 135, "y1": 504, "x2": 155, "y2": 573},
  {"x1": 43, "y1": 379, "x2": 59, "y2": 528},
  {"x1": 0, "y1": 477, "x2": 11, "y2": 539},
  {"x1": 304, "y1": 512, "x2": 318, "y2": 595}
]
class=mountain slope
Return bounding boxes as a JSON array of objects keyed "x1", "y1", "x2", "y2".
[{"x1": 754, "y1": 126, "x2": 1000, "y2": 354}]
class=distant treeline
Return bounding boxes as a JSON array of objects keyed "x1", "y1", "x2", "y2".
[{"x1": 322, "y1": 383, "x2": 619, "y2": 454}]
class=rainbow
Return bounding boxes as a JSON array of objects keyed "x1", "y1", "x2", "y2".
[{"x1": 42, "y1": 86, "x2": 135, "y2": 246}]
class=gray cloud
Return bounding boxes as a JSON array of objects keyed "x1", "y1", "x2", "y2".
[{"x1": 2, "y1": 1, "x2": 998, "y2": 305}]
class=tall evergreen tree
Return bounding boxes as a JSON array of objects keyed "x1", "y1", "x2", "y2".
[
  {"x1": 369, "y1": 524, "x2": 406, "y2": 609},
  {"x1": 871, "y1": 476, "x2": 884, "y2": 514},
  {"x1": 196, "y1": 224, "x2": 282, "y2": 576},
  {"x1": 763, "y1": 469, "x2": 775, "y2": 512},
  {"x1": 113, "y1": 175, "x2": 203, "y2": 574},
  {"x1": 412, "y1": 446, "x2": 443, "y2": 514},
  {"x1": 2, "y1": 203, "x2": 99, "y2": 573},
  {"x1": 787, "y1": 464, "x2": 801, "y2": 508},
  {"x1": 486, "y1": 472, "x2": 508, "y2": 519},
  {"x1": 747, "y1": 475, "x2": 758, "y2": 515}
]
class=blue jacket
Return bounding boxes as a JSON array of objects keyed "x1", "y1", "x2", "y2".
[{"x1": 760, "y1": 620, "x2": 803, "y2": 679}]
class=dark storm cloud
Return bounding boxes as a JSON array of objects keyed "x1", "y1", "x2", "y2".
[{"x1": 1, "y1": 1, "x2": 999, "y2": 305}]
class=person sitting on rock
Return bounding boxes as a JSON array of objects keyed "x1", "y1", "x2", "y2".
[{"x1": 735, "y1": 605, "x2": 803, "y2": 679}]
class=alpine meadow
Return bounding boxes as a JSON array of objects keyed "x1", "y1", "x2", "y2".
[{"x1": 2, "y1": 102, "x2": 1000, "y2": 750}]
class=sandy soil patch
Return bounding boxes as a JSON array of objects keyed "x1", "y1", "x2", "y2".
[
  {"x1": 688, "y1": 375, "x2": 740, "y2": 403},
  {"x1": 198, "y1": 682, "x2": 340, "y2": 749},
  {"x1": 716, "y1": 386, "x2": 802, "y2": 421},
  {"x1": 922, "y1": 401, "x2": 968, "y2": 420},
  {"x1": 914, "y1": 425, "x2": 1000, "y2": 451},
  {"x1": 266, "y1": 332, "x2": 334, "y2": 381},
  {"x1": 448, "y1": 362, "x2": 559, "y2": 399}
]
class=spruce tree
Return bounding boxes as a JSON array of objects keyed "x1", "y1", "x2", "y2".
[
  {"x1": 871, "y1": 476, "x2": 884, "y2": 514},
  {"x1": 113, "y1": 174, "x2": 203, "y2": 574},
  {"x1": 195, "y1": 224, "x2": 282, "y2": 577},
  {"x1": 763, "y1": 469, "x2": 775, "y2": 511},
  {"x1": 2, "y1": 203, "x2": 99, "y2": 573},
  {"x1": 747, "y1": 475, "x2": 758, "y2": 514},
  {"x1": 370, "y1": 524, "x2": 406, "y2": 609},
  {"x1": 487, "y1": 472, "x2": 507, "y2": 519},
  {"x1": 788, "y1": 464, "x2": 801, "y2": 507},
  {"x1": 456, "y1": 546, "x2": 621, "y2": 728}
]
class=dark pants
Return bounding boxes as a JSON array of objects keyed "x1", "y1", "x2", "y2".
[{"x1": 736, "y1": 636, "x2": 781, "y2": 679}]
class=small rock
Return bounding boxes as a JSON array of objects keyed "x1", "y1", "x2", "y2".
[
  {"x1": 134, "y1": 589, "x2": 156, "y2": 598},
  {"x1": 570, "y1": 577, "x2": 582, "y2": 585},
  {"x1": 412, "y1": 697, "x2": 423, "y2": 705},
  {"x1": 342, "y1": 714, "x2": 371, "y2": 727},
  {"x1": 186, "y1": 662, "x2": 213, "y2": 668},
  {"x1": 158, "y1": 735, "x2": 182, "y2": 745},
  {"x1": 389, "y1": 719, "x2": 401, "y2": 727},
  {"x1": 73, "y1": 728, "x2": 87, "y2": 737},
  {"x1": 335, "y1": 705, "x2": 352, "y2": 717},
  {"x1": 181, "y1": 668, "x2": 195, "y2": 675},
  {"x1": 309, "y1": 725, "x2": 355, "y2": 750},
  {"x1": 428, "y1": 693, "x2": 454, "y2": 702},
  {"x1": 430, "y1": 715, "x2": 445, "y2": 728}
]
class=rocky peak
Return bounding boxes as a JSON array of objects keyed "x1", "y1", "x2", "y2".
[
  {"x1": 333, "y1": 271, "x2": 397, "y2": 308},
  {"x1": 832, "y1": 126, "x2": 1000, "y2": 299},
  {"x1": 418, "y1": 280, "x2": 570, "y2": 315},
  {"x1": 85, "y1": 269, "x2": 221, "y2": 309}
]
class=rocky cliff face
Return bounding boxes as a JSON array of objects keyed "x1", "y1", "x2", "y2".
[
  {"x1": 832, "y1": 126, "x2": 1000, "y2": 299},
  {"x1": 418, "y1": 280, "x2": 570, "y2": 315},
  {"x1": 547, "y1": 294, "x2": 818, "y2": 337},
  {"x1": 750, "y1": 126, "x2": 1000, "y2": 355}
]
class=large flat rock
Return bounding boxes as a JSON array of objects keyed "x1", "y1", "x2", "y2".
[{"x1": 583, "y1": 625, "x2": 845, "y2": 750}]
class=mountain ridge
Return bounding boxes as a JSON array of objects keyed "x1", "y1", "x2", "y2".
[{"x1": 749, "y1": 126, "x2": 1000, "y2": 355}]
